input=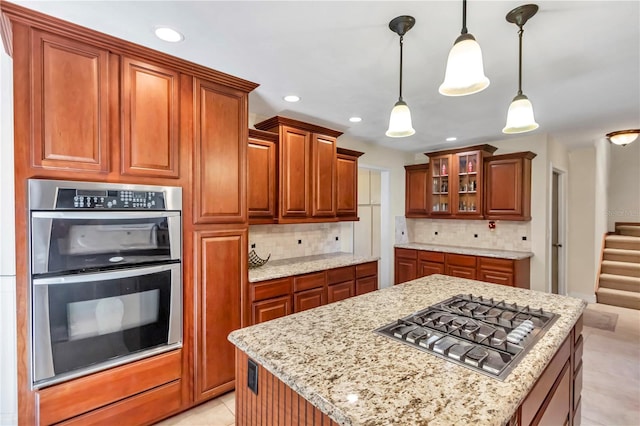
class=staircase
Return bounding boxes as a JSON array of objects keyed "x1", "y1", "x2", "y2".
[{"x1": 596, "y1": 223, "x2": 640, "y2": 310}]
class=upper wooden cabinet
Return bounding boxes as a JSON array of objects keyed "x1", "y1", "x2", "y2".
[
  {"x1": 121, "y1": 57, "x2": 180, "y2": 178},
  {"x1": 336, "y1": 148, "x2": 364, "y2": 220},
  {"x1": 405, "y1": 163, "x2": 430, "y2": 218},
  {"x1": 426, "y1": 144, "x2": 497, "y2": 218},
  {"x1": 484, "y1": 151, "x2": 536, "y2": 221},
  {"x1": 30, "y1": 29, "x2": 110, "y2": 172},
  {"x1": 193, "y1": 78, "x2": 248, "y2": 224},
  {"x1": 248, "y1": 129, "x2": 278, "y2": 223},
  {"x1": 254, "y1": 116, "x2": 343, "y2": 223}
]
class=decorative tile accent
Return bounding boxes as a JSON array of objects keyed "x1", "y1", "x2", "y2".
[
  {"x1": 249, "y1": 223, "x2": 343, "y2": 261},
  {"x1": 407, "y1": 219, "x2": 531, "y2": 252}
]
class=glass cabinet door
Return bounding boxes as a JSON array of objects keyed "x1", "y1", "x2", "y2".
[
  {"x1": 457, "y1": 153, "x2": 479, "y2": 214},
  {"x1": 430, "y1": 156, "x2": 450, "y2": 214}
]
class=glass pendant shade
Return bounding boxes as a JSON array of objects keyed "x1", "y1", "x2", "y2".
[
  {"x1": 502, "y1": 94, "x2": 539, "y2": 134},
  {"x1": 607, "y1": 130, "x2": 640, "y2": 146},
  {"x1": 386, "y1": 100, "x2": 415, "y2": 138},
  {"x1": 439, "y1": 34, "x2": 490, "y2": 96}
]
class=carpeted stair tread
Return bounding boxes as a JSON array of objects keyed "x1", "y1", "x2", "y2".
[
  {"x1": 616, "y1": 225, "x2": 640, "y2": 237},
  {"x1": 600, "y1": 260, "x2": 640, "y2": 278},
  {"x1": 605, "y1": 235, "x2": 640, "y2": 250},
  {"x1": 596, "y1": 287, "x2": 640, "y2": 310},
  {"x1": 603, "y1": 248, "x2": 640, "y2": 263},
  {"x1": 599, "y1": 273, "x2": 640, "y2": 293}
]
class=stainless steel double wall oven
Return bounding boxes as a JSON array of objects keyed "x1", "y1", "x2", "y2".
[{"x1": 29, "y1": 179, "x2": 182, "y2": 388}]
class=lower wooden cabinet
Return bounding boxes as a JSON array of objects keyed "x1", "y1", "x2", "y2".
[
  {"x1": 419, "y1": 261, "x2": 445, "y2": 277},
  {"x1": 446, "y1": 265, "x2": 477, "y2": 280},
  {"x1": 356, "y1": 275, "x2": 378, "y2": 295},
  {"x1": 328, "y1": 281, "x2": 355, "y2": 303},
  {"x1": 252, "y1": 296, "x2": 292, "y2": 324},
  {"x1": 394, "y1": 248, "x2": 418, "y2": 284},
  {"x1": 294, "y1": 287, "x2": 325, "y2": 312}
]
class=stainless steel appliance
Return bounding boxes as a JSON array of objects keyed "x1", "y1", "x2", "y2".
[
  {"x1": 375, "y1": 294, "x2": 558, "y2": 380},
  {"x1": 29, "y1": 179, "x2": 182, "y2": 388}
]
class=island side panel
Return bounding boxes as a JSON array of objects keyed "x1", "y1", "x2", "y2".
[{"x1": 236, "y1": 350, "x2": 339, "y2": 425}]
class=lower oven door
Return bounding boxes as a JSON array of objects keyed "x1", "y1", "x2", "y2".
[{"x1": 32, "y1": 263, "x2": 181, "y2": 388}]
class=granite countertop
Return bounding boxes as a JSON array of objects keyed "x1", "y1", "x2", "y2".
[
  {"x1": 395, "y1": 242, "x2": 533, "y2": 260},
  {"x1": 229, "y1": 275, "x2": 586, "y2": 426},
  {"x1": 248, "y1": 252, "x2": 379, "y2": 282}
]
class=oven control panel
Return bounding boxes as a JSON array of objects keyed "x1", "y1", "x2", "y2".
[{"x1": 55, "y1": 188, "x2": 167, "y2": 210}]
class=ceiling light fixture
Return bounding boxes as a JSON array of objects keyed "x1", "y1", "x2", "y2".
[
  {"x1": 439, "y1": 0, "x2": 490, "y2": 96},
  {"x1": 154, "y1": 27, "x2": 184, "y2": 43},
  {"x1": 349, "y1": 117, "x2": 362, "y2": 123},
  {"x1": 502, "y1": 4, "x2": 539, "y2": 134},
  {"x1": 606, "y1": 129, "x2": 640, "y2": 146},
  {"x1": 283, "y1": 95, "x2": 300, "y2": 102},
  {"x1": 386, "y1": 15, "x2": 416, "y2": 138},
  {"x1": 446, "y1": 137, "x2": 458, "y2": 142}
]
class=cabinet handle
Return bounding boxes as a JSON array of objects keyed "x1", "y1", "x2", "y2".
[{"x1": 552, "y1": 243, "x2": 563, "y2": 248}]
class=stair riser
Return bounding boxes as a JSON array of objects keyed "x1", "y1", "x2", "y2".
[
  {"x1": 600, "y1": 265, "x2": 640, "y2": 278},
  {"x1": 599, "y1": 278, "x2": 640, "y2": 293},
  {"x1": 603, "y1": 253, "x2": 640, "y2": 263},
  {"x1": 605, "y1": 241, "x2": 640, "y2": 250},
  {"x1": 596, "y1": 292, "x2": 640, "y2": 310},
  {"x1": 617, "y1": 227, "x2": 640, "y2": 238}
]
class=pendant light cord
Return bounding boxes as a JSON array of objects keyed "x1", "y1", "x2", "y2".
[
  {"x1": 517, "y1": 27, "x2": 524, "y2": 95},
  {"x1": 461, "y1": 0, "x2": 468, "y2": 34},
  {"x1": 399, "y1": 34, "x2": 404, "y2": 101}
]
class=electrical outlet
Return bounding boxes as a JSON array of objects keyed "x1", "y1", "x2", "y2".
[
  {"x1": 247, "y1": 358, "x2": 258, "y2": 395},
  {"x1": 522, "y1": 236, "x2": 527, "y2": 241},
  {"x1": 335, "y1": 236, "x2": 339, "y2": 241},
  {"x1": 434, "y1": 231, "x2": 438, "y2": 236},
  {"x1": 251, "y1": 243, "x2": 256, "y2": 249},
  {"x1": 298, "y1": 239, "x2": 302, "y2": 244},
  {"x1": 474, "y1": 234, "x2": 478, "y2": 238}
]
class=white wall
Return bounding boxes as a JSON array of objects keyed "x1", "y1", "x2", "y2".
[
  {"x1": 0, "y1": 45, "x2": 18, "y2": 426},
  {"x1": 608, "y1": 140, "x2": 640, "y2": 231}
]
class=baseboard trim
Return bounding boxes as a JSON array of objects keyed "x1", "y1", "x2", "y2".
[{"x1": 568, "y1": 292, "x2": 597, "y2": 304}]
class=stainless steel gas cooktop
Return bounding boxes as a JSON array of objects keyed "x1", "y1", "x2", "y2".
[{"x1": 374, "y1": 294, "x2": 559, "y2": 380}]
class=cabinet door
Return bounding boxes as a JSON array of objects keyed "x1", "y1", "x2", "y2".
[
  {"x1": 31, "y1": 29, "x2": 109, "y2": 172},
  {"x1": 336, "y1": 154, "x2": 358, "y2": 218},
  {"x1": 405, "y1": 165, "x2": 429, "y2": 216},
  {"x1": 194, "y1": 228, "x2": 246, "y2": 401},
  {"x1": 394, "y1": 258, "x2": 418, "y2": 284},
  {"x1": 248, "y1": 136, "x2": 276, "y2": 220},
  {"x1": 356, "y1": 276, "x2": 378, "y2": 296},
  {"x1": 537, "y1": 362, "x2": 571, "y2": 426},
  {"x1": 327, "y1": 281, "x2": 355, "y2": 303},
  {"x1": 294, "y1": 288, "x2": 325, "y2": 313},
  {"x1": 485, "y1": 158, "x2": 523, "y2": 217},
  {"x1": 446, "y1": 265, "x2": 477, "y2": 280},
  {"x1": 121, "y1": 57, "x2": 179, "y2": 178},
  {"x1": 418, "y1": 261, "x2": 444, "y2": 278},
  {"x1": 280, "y1": 125, "x2": 311, "y2": 218},
  {"x1": 311, "y1": 134, "x2": 337, "y2": 217},
  {"x1": 193, "y1": 78, "x2": 247, "y2": 224},
  {"x1": 478, "y1": 269, "x2": 514, "y2": 286},
  {"x1": 455, "y1": 152, "x2": 482, "y2": 217},
  {"x1": 252, "y1": 296, "x2": 292, "y2": 325},
  {"x1": 429, "y1": 156, "x2": 452, "y2": 215}
]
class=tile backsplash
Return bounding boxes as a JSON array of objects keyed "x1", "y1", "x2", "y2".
[
  {"x1": 406, "y1": 219, "x2": 531, "y2": 252},
  {"x1": 249, "y1": 223, "x2": 344, "y2": 261}
]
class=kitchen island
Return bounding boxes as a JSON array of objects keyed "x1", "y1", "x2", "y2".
[{"x1": 228, "y1": 275, "x2": 586, "y2": 425}]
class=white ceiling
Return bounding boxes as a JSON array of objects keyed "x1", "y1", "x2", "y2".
[{"x1": 12, "y1": 1, "x2": 640, "y2": 152}]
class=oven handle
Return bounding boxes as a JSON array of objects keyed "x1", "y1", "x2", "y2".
[
  {"x1": 31, "y1": 211, "x2": 180, "y2": 220},
  {"x1": 32, "y1": 263, "x2": 180, "y2": 286}
]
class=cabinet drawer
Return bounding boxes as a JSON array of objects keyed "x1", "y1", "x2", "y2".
[
  {"x1": 293, "y1": 287, "x2": 325, "y2": 313},
  {"x1": 574, "y1": 335, "x2": 583, "y2": 369},
  {"x1": 418, "y1": 261, "x2": 444, "y2": 278},
  {"x1": 573, "y1": 361, "x2": 583, "y2": 410},
  {"x1": 446, "y1": 265, "x2": 476, "y2": 280},
  {"x1": 478, "y1": 256, "x2": 514, "y2": 271},
  {"x1": 356, "y1": 276, "x2": 377, "y2": 296},
  {"x1": 446, "y1": 253, "x2": 476, "y2": 268},
  {"x1": 536, "y1": 361, "x2": 571, "y2": 426},
  {"x1": 356, "y1": 261, "x2": 377, "y2": 278},
  {"x1": 478, "y1": 269, "x2": 514, "y2": 286},
  {"x1": 252, "y1": 296, "x2": 291, "y2": 325},
  {"x1": 395, "y1": 248, "x2": 417, "y2": 260},
  {"x1": 250, "y1": 277, "x2": 292, "y2": 302},
  {"x1": 293, "y1": 271, "x2": 326, "y2": 292},
  {"x1": 327, "y1": 265, "x2": 355, "y2": 285},
  {"x1": 327, "y1": 281, "x2": 354, "y2": 303},
  {"x1": 418, "y1": 251, "x2": 444, "y2": 263},
  {"x1": 574, "y1": 314, "x2": 583, "y2": 343}
]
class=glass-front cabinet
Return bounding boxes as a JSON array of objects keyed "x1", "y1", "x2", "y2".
[
  {"x1": 456, "y1": 151, "x2": 481, "y2": 217},
  {"x1": 430, "y1": 156, "x2": 450, "y2": 214}
]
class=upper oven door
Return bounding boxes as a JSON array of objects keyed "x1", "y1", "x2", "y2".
[{"x1": 31, "y1": 211, "x2": 181, "y2": 275}]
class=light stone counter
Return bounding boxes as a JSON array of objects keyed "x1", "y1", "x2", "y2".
[
  {"x1": 229, "y1": 274, "x2": 586, "y2": 426},
  {"x1": 248, "y1": 252, "x2": 379, "y2": 282},
  {"x1": 395, "y1": 242, "x2": 533, "y2": 260}
]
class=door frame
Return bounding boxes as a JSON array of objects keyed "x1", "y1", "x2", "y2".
[{"x1": 549, "y1": 165, "x2": 568, "y2": 295}]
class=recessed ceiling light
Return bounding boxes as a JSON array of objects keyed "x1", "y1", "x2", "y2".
[
  {"x1": 446, "y1": 137, "x2": 457, "y2": 142},
  {"x1": 154, "y1": 27, "x2": 184, "y2": 43},
  {"x1": 349, "y1": 117, "x2": 362, "y2": 123},
  {"x1": 283, "y1": 95, "x2": 300, "y2": 102}
]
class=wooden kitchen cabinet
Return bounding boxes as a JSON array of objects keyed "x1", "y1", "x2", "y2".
[
  {"x1": 356, "y1": 261, "x2": 378, "y2": 295},
  {"x1": 121, "y1": 57, "x2": 180, "y2": 178},
  {"x1": 29, "y1": 28, "x2": 110, "y2": 173},
  {"x1": 418, "y1": 251, "x2": 445, "y2": 278},
  {"x1": 328, "y1": 281, "x2": 355, "y2": 303},
  {"x1": 252, "y1": 296, "x2": 292, "y2": 324},
  {"x1": 336, "y1": 147, "x2": 365, "y2": 220},
  {"x1": 294, "y1": 288, "x2": 325, "y2": 312},
  {"x1": 477, "y1": 256, "x2": 531, "y2": 289},
  {"x1": 484, "y1": 151, "x2": 536, "y2": 221},
  {"x1": 405, "y1": 164, "x2": 430, "y2": 217},
  {"x1": 193, "y1": 78, "x2": 248, "y2": 224},
  {"x1": 254, "y1": 116, "x2": 343, "y2": 222},
  {"x1": 394, "y1": 248, "x2": 418, "y2": 284},
  {"x1": 248, "y1": 129, "x2": 278, "y2": 223},
  {"x1": 445, "y1": 253, "x2": 477, "y2": 279},
  {"x1": 250, "y1": 277, "x2": 293, "y2": 325}
]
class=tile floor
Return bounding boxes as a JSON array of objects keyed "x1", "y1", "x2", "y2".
[{"x1": 157, "y1": 303, "x2": 640, "y2": 426}]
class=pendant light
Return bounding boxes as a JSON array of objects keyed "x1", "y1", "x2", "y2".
[
  {"x1": 386, "y1": 15, "x2": 416, "y2": 138},
  {"x1": 606, "y1": 129, "x2": 640, "y2": 146},
  {"x1": 503, "y1": 4, "x2": 539, "y2": 134},
  {"x1": 439, "y1": 0, "x2": 490, "y2": 96}
]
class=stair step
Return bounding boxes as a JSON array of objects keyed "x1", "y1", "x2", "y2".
[
  {"x1": 601, "y1": 260, "x2": 640, "y2": 278},
  {"x1": 605, "y1": 235, "x2": 640, "y2": 251},
  {"x1": 603, "y1": 248, "x2": 640, "y2": 263},
  {"x1": 616, "y1": 225, "x2": 640, "y2": 238},
  {"x1": 596, "y1": 287, "x2": 640, "y2": 310},
  {"x1": 599, "y1": 273, "x2": 640, "y2": 293}
]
